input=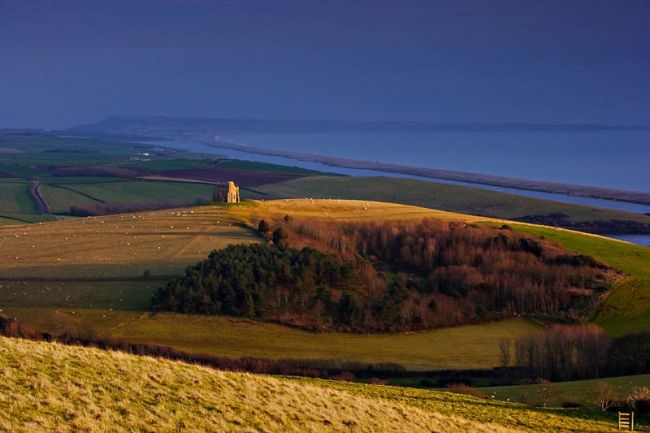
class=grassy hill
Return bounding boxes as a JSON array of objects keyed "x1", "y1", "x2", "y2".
[
  {"x1": 0, "y1": 204, "x2": 261, "y2": 310},
  {"x1": 256, "y1": 176, "x2": 650, "y2": 225},
  {"x1": 1, "y1": 198, "x2": 649, "y2": 369},
  {"x1": 0, "y1": 336, "x2": 635, "y2": 433},
  {"x1": 509, "y1": 224, "x2": 650, "y2": 336}
]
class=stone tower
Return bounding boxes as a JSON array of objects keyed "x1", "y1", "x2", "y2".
[
  {"x1": 226, "y1": 180, "x2": 240, "y2": 203},
  {"x1": 213, "y1": 180, "x2": 240, "y2": 203}
]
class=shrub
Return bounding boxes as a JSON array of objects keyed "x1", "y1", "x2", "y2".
[
  {"x1": 369, "y1": 378, "x2": 388, "y2": 385},
  {"x1": 627, "y1": 387, "x2": 650, "y2": 415},
  {"x1": 257, "y1": 219, "x2": 270, "y2": 233},
  {"x1": 446, "y1": 384, "x2": 485, "y2": 399}
]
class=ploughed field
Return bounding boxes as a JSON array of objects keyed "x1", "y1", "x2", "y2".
[
  {"x1": 0, "y1": 336, "x2": 638, "y2": 433},
  {"x1": 1, "y1": 199, "x2": 649, "y2": 369}
]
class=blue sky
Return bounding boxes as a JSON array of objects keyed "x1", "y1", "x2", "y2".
[{"x1": 0, "y1": 0, "x2": 648, "y2": 128}]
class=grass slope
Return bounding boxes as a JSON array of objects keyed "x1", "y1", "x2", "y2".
[
  {"x1": 508, "y1": 224, "x2": 650, "y2": 336},
  {"x1": 0, "y1": 182, "x2": 36, "y2": 214},
  {"x1": 257, "y1": 176, "x2": 650, "y2": 224},
  {"x1": 3, "y1": 308, "x2": 538, "y2": 370},
  {"x1": 482, "y1": 373, "x2": 650, "y2": 406},
  {"x1": 40, "y1": 181, "x2": 215, "y2": 214},
  {"x1": 0, "y1": 336, "x2": 634, "y2": 433},
  {"x1": 0, "y1": 205, "x2": 260, "y2": 310},
  {"x1": 65, "y1": 181, "x2": 214, "y2": 206}
]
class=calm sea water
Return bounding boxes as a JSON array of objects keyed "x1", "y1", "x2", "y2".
[
  {"x1": 219, "y1": 130, "x2": 650, "y2": 192},
  {"x1": 607, "y1": 234, "x2": 650, "y2": 247}
]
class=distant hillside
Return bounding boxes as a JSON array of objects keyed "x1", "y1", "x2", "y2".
[
  {"x1": 70, "y1": 115, "x2": 647, "y2": 138},
  {"x1": 256, "y1": 176, "x2": 650, "y2": 234},
  {"x1": 0, "y1": 336, "x2": 623, "y2": 433}
]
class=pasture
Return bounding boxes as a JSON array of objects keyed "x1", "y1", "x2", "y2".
[
  {"x1": 482, "y1": 373, "x2": 650, "y2": 406},
  {"x1": 3, "y1": 308, "x2": 538, "y2": 370},
  {"x1": 1, "y1": 336, "x2": 638, "y2": 433},
  {"x1": 42, "y1": 180, "x2": 214, "y2": 213},
  {"x1": 0, "y1": 181, "x2": 36, "y2": 214},
  {"x1": 257, "y1": 176, "x2": 650, "y2": 224},
  {"x1": 0, "y1": 204, "x2": 260, "y2": 310}
]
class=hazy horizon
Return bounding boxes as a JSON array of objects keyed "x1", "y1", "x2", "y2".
[{"x1": 1, "y1": 0, "x2": 649, "y2": 129}]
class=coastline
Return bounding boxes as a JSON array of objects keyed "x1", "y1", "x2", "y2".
[{"x1": 195, "y1": 136, "x2": 650, "y2": 207}]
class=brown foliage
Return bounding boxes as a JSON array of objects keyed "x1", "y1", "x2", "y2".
[
  {"x1": 447, "y1": 384, "x2": 486, "y2": 399},
  {"x1": 273, "y1": 217, "x2": 613, "y2": 330}
]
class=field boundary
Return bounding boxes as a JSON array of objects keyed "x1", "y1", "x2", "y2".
[{"x1": 28, "y1": 180, "x2": 49, "y2": 214}]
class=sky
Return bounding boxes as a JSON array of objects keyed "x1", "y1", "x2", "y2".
[{"x1": 0, "y1": 0, "x2": 649, "y2": 129}]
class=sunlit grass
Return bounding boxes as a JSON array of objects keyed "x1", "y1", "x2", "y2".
[{"x1": 0, "y1": 336, "x2": 634, "y2": 433}]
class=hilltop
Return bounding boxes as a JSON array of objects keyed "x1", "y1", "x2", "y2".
[{"x1": 0, "y1": 336, "x2": 629, "y2": 433}]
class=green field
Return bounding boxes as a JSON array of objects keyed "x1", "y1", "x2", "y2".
[
  {"x1": 1, "y1": 336, "x2": 640, "y2": 433},
  {"x1": 40, "y1": 184, "x2": 101, "y2": 213},
  {"x1": 257, "y1": 176, "x2": 650, "y2": 224},
  {"x1": 0, "y1": 182, "x2": 36, "y2": 213},
  {"x1": 3, "y1": 308, "x2": 539, "y2": 370},
  {"x1": 482, "y1": 374, "x2": 650, "y2": 406},
  {"x1": 509, "y1": 224, "x2": 650, "y2": 336},
  {"x1": 41, "y1": 181, "x2": 214, "y2": 212}
]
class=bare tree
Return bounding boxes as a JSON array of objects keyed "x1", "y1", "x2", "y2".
[
  {"x1": 535, "y1": 379, "x2": 560, "y2": 408},
  {"x1": 592, "y1": 381, "x2": 616, "y2": 411},
  {"x1": 499, "y1": 339, "x2": 511, "y2": 368}
]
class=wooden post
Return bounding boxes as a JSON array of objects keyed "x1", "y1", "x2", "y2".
[{"x1": 618, "y1": 411, "x2": 634, "y2": 431}]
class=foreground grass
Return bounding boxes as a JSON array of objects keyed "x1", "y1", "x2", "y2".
[
  {"x1": 0, "y1": 336, "x2": 634, "y2": 433},
  {"x1": 4, "y1": 308, "x2": 538, "y2": 370}
]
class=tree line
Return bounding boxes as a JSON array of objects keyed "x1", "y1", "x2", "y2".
[{"x1": 507, "y1": 324, "x2": 650, "y2": 382}]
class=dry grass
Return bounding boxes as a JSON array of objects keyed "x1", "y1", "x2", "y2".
[
  {"x1": 232, "y1": 198, "x2": 496, "y2": 224},
  {"x1": 0, "y1": 204, "x2": 260, "y2": 280},
  {"x1": 0, "y1": 336, "x2": 523, "y2": 433}
]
